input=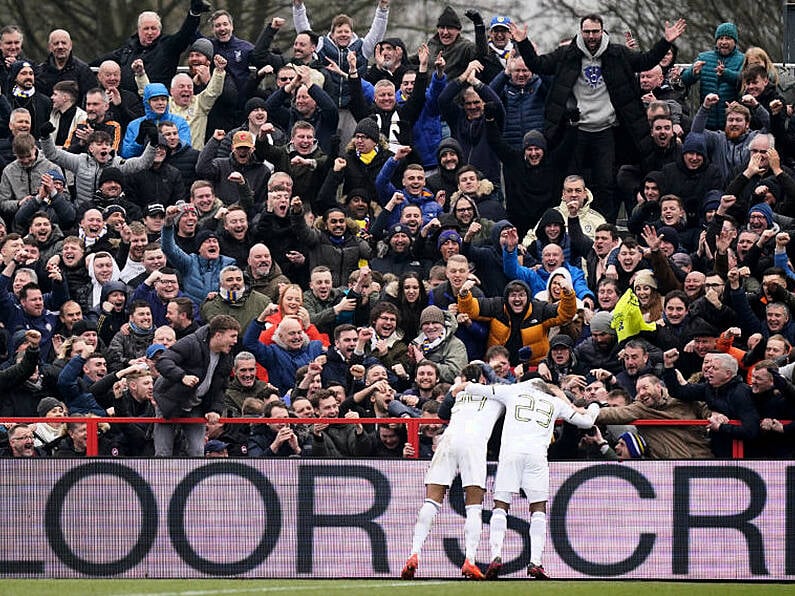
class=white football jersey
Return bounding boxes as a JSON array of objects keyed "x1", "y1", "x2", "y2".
[
  {"x1": 467, "y1": 381, "x2": 599, "y2": 455},
  {"x1": 441, "y1": 387, "x2": 505, "y2": 447}
]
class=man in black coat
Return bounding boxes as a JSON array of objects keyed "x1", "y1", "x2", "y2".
[
  {"x1": 92, "y1": 0, "x2": 209, "y2": 94},
  {"x1": 153, "y1": 314, "x2": 240, "y2": 456},
  {"x1": 510, "y1": 16, "x2": 686, "y2": 222}
]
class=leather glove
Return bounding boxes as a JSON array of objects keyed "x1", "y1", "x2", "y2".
[{"x1": 464, "y1": 10, "x2": 483, "y2": 26}]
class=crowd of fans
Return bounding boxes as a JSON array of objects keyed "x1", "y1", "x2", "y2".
[{"x1": 0, "y1": 0, "x2": 794, "y2": 460}]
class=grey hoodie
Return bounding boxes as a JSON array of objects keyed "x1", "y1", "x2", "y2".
[{"x1": 572, "y1": 31, "x2": 617, "y2": 132}]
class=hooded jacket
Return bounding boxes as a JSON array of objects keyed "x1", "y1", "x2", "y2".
[
  {"x1": 426, "y1": 137, "x2": 464, "y2": 199},
  {"x1": 121, "y1": 83, "x2": 192, "y2": 158},
  {"x1": 458, "y1": 279, "x2": 577, "y2": 365},
  {"x1": 462, "y1": 219, "x2": 513, "y2": 298}
]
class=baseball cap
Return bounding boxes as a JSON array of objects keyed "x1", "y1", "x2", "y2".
[
  {"x1": 146, "y1": 203, "x2": 166, "y2": 216},
  {"x1": 489, "y1": 16, "x2": 512, "y2": 30},
  {"x1": 204, "y1": 440, "x2": 229, "y2": 454},
  {"x1": 146, "y1": 343, "x2": 167, "y2": 359},
  {"x1": 232, "y1": 130, "x2": 255, "y2": 149}
]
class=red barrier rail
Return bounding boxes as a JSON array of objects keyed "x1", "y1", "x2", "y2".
[{"x1": 0, "y1": 416, "x2": 756, "y2": 458}]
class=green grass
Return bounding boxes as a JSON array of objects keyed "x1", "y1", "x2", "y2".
[{"x1": 0, "y1": 580, "x2": 791, "y2": 596}]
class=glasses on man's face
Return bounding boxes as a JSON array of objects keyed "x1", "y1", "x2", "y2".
[
  {"x1": 10, "y1": 435, "x2": 34, "y2": 441},
  {"x1": 455, "y1": 207, "x2": 474, "y2": 213},
  {"x1": 278, "y1": 76, "x2": 293, "y2": 82},
  {"x1": 157, "y1": 279, "x2": 178, "y2": 285}
]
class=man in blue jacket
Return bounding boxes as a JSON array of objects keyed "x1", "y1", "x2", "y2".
[
  {"x1": 161, "y1": 204, "x2": 235, "y2": 304},
  {"x1": 121, "y1": 83, "x2": 191, "y2": 158}
]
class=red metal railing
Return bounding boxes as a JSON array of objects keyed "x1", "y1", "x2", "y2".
[{"x1": 0, "y1": 416, "x2": 757, "y2": 458}]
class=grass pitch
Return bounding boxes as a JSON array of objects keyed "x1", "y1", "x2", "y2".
[{"x1": 0, "y1": 580, "x2": 790, "y2": 596}]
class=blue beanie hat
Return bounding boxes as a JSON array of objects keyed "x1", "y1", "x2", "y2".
[
  {"x1": 748, "y1": 202, "x2": 773, "y2": 226},
  {"x1": 682, "y1": 133, "x2": 707, "y2": 157},
  {"x1": 715, "y1": 22, "x2": 738, "y2": 43},
  {"x1": 619, "y1": 431, "x2": 647, "y2": 459}
]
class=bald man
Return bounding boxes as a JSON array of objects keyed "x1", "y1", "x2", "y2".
[{"x1": 37, "y1": 28, "x2": 97, "y2": 102}]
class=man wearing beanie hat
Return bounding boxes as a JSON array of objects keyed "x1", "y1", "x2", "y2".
[
  {"x1": 407, "y1": 305, "x2": 467, "y2": 384},
  {"x1": 681, "y1": 22, "x2": 744, "y2": 130},
  {"x1": 354, "y1": 118, "x2": 381, "y2": 144},
  {"x1": 436, "y1": 229, "x2": 462, "y2": 262},
  {"x1": 371, "y1": 223, "x2": 428, "y2": 277},
  {"x1": 161, "y1": 203, "x2": 236, "y2": 304},
  {"x1": 425, "y1": 5, "x2": 476, "y2": 80},
  {"x1": 7, "y1": 60, "x2": 52, "y2": 133},
  {"x1": 512, "y1": 16, "x2": 687, "y2": 222},
  {"x1": 216, "y1": 97, "x2": 287, "y2": 157},
  {"x1": 572, "y1": 309, "x2": 622, "y2": 374},
  {"x1": 485, "y1": 119, "x2": 556, "y2": 238},
  {"x1": 659, "y1": 132, "x2": 722, "y2": 223}
]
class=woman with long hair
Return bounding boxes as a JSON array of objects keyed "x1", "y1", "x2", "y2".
[{"x1": 385, "y1": 271, "x2": 428, "y2": 341}]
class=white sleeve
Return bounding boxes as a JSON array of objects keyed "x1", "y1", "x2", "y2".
[
  {"x1": 562, "y1": 402, "x2": 601, "y2": 429},
  {"x1": 464, "y1": 382, "x2": 494, "y2": 397}
]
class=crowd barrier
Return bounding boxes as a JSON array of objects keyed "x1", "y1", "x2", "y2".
[
  {"x1": 0, "y1": 457, "x2": 791, "y2": 579},
  {"x1": 0, "y1": 416, "x2": 749, "y2": 458}
]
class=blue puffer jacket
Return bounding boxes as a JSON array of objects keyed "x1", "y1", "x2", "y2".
[
  {"x1": 489, "y1": 71, "x2": 549, "y2": 150},
  {"x1": 397, "y1": 71, "x2": 446, "y2": 168},
  {"x1": 160, "y1": 224, "x2": 235, "y2": 305},
  {"x1": 681, "y1": 47, "x2": 744, "y2": 130},
  {"x1": 121, "y1": 83, "x2": 192, "y2": 158},
  {"x1": 375, "y1": 157, "x2": 443, "y2": 226}
]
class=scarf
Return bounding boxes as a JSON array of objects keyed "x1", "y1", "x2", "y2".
[
  {"x1": 358, "y1": 148, "x2": 377, "y2": 165},
  {"x1": 420, "y1": 330, "x2": 446, "y2": 355},
  {"x1": 13, "y1": 85, "x2": 35, "y2": 98},
  {"x1": 220, "y1": 286, "x2": 247, "y2": 304},
  {"x1": 129, "y1": 321, "x2": 154, "y2": 335}
]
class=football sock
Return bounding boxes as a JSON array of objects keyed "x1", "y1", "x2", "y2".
[
  {"x1": 411, "y1": 499, "x2": 441, "y2": 557},
  {"x1": 529, "y1": 511, "x2": 547, "y2": 566},
  {"x1": 489, "y1": 507, "x2": 508, "y2": 560},
  {"x1": 464, "y1": 504, "x2": 483, "y2": 561}
]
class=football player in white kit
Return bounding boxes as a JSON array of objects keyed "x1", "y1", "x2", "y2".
[
  {"x1": 466, "y1": 377, "x2": 600, "y2": 579},
  {"x1": 402, "y1": 363, "x2": 506, "y2": 580}
]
